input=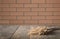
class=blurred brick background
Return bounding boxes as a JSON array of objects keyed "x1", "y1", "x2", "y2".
[{"x1": 0, "y1": 0, "x2": 60, "y2": 25}]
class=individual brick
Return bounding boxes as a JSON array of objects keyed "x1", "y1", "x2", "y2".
[
  {"x1": 17, "y1": 16, "x2": 31, "y2": 20},
  {"x1": 46, "y1": 16, "x2": 60, "y2": 20},
  {"x1": 24, "y1": 4, "x2": 38, "y2": 8},
  {"x1": 2, "y1": 0, "x2": 16, "y2": 3},
  {"x1": 24, "y1": 20, "x2": 38, "y2": 25},
  {"x1": 24, "y1": 12, "x2": 38, "y2": 16},
  {"x1": 52, "y1": 23, "x2": 60, "y2": 26},
  {"x1": 32, "y1": 0, "x2": 45, "y2": 3},
  {"x1": 0, "y1": 0, "x2": 2, "y2": 3},
  {"x1": 46, "y1": 8, "x2": 60, "y2": 11},
  {"x1": 2, "y1": 8, "x2": 16, "y2": 11},
  {"x1": 39, "y1": 20, "x2": 52, "y2": 24},
  {"x1": 0, "y1": 4, "x2": 1, "y2": 7},
  {"x1": 39, "y1": 4, "x2": 54, "y2": 8},
  {"x1": 0, "y1": 8, "x2": 2, "y2": 11},
  {"x1": 53, "y1": 4, "x2": 60, "y2": 7},
  {"x1": 9, "y1": 4, "x2": 23, "y2": 8},
  {"x1": 31, "y1": 8, "x2": 45, "y2": 11},
  {"x1": 46, "y1": 0, "x2": 60, "y2": 3},
  {"x1": 53, "y1": 12, "x2": 60, "y2": 15},
  {"x1": 46, "y1": 4, "x2": 53, "y2": 8},
  {"x1": 39, "y1": 4, "x2": 46, "y2": 8},
  {"x1": 0, "y1": 12, "x2": 10, "y2": 15},
  {"x1": 53, "y1": 20, "x2": 60, "y2": 23},
  {"x1": 32, "y1": 16, "x2": 45, "y2": 20},
  {"x1": 0, "y1": 20, "x2": 9, "y2": 24},
  {"x1": 0, "y1": 16, "x2": 2, "y2": 20},
  {"x1": 10, "y1": 12, "x2": 23, "y2": 16},
  {"x1": 10, "y1": 20, "x2": 24, "y2": 25},
  {"x1": 39, "y1": 12, "x2": 53, "y2": 15},
  {"x1": 17, "y1": 8, "x2": 30, "y2": 11},
  {"x1": 17, "y1": 0, "x2": 30, "y2": 3},
  {"x1": 1, "y1": 16, "x2": 17, "y2": 20},
  {"x1": 0, "y1": 4, "x2": 9, "y2": 8}
]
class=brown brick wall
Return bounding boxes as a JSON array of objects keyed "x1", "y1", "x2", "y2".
[{"x1": 0, "y1": 0, "x2": 60, "y2": 25}]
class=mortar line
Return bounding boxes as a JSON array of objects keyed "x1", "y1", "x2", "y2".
[
  {"x1": 30, "y1": 0, "x2": 32, "y2": 3},
  {"x1": 16, "y1": 0, "x2": 17, "y2": 4},
  {"x1": 23, "y1": 3, "x2": 25, "y2": 16},
  {"x1": 0, "y1": 0, "x2": 3, "y2": 12},
  {"x1": 38, "y1": 3, "x2": 40, "y2": 16},
  {"x1": 45, "y1": 0, "x2": 47, "y2": 20},
  {"x1": 23, "y1": 20, "x2": 25, "y2": 25},
  {"x1": 45, "y1": 0, "x2": 47, "y2": 25},
  {"x1": 49, "y1": 1, "x2": 54, "y2": 25}
]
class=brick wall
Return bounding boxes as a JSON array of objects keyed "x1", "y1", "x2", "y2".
[{"x1": 0, "y1": 0, "x2": 60, "y2": 25}]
